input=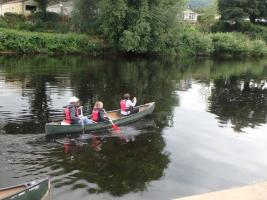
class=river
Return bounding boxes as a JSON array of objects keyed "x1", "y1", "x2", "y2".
[{"x1": 0, "y1": 55, "x2": 266, "y2": 200}]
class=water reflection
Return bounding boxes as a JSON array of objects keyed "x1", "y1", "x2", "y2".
[
  {"x1": 0, "y1": 56, "x2": 266, "y2": 133},
  {"x1": 0, "y1": 55, "x2": 267, "y2": 199},
  {"x1": 209, "y1": 77, "x2": 267, "y2": 132},
  {"x1": 0, "y1": 55, "x2": 179, "y2": 134},
  {"x1": 45, "y1": 127, "x2": 170, "y2": 197}
]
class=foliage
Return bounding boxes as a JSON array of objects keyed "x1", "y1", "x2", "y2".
[
  {"x1": 2, "y1": 13, "x2": 26, "y2": 29},
  {"x1": 210, "y1": 32, "x2": 267, "y2": 56},
  {"x1": 218, "y1": 0, "x2": 267, "y2": 23},
  {"x1": 97, "y1": 0, "x2": 186, "y2": 53},
  {"x1": 0, "y1": 11, "x2": 71, "y2": 33},
  {"x1": 197, "y1": 0, "x2": 219, "y2": 32},
  {"x1": 0, "y1": 28, "x2": 103, "y2": 54},
  {"x1": 71, "y1": 0, "x2": 98, "y2": 33},
  {"x1": 218, "y1": 0, "x2": 248, "y2": 23},
  {"x1": 212, "y1": 21, "x2": 267, "y2": 42},
  {"x1": 165, "y1": 24, "x2": 214, "y2": 56},
  {"x1": 35, "y1": 0, "x2": 48, "y2": 20}
]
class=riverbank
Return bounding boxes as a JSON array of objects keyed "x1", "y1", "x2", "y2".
[
  {"x1": 0, "y1": 28, "x2": 267, "y2": 57},
  {"x1": 0, "y1": 28, "x2": 105, "y2": 55},
  {"x1": 173, "y1": 182, "x2": 267, "y2": 200}
]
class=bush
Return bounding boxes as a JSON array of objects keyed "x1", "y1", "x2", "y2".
[
  {"x1": 210, "y1": 32, "x2": 267, "y2": 56},
  {"x1": 165, "y1": 25, "x2": 214, "y2": 56},
  {"x1": 2, "y1": 13, "x2": 26, "y2": 29},
  {"x1": 165, "y1": 23, "x2": 267, "y2": 57},
  {"x1": 212, "y1": 21, "x2": 267, "y2": 42},
  {"x1": 32, "y1": 11, "x2": 60, "y2": 23},
  {"x1": 0, "y1": 28, "x2": 103, "y2": 54}
]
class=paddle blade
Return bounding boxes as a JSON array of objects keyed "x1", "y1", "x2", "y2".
[{"x1": 112, "y1": 124, "x2": 121, "y2": 131}]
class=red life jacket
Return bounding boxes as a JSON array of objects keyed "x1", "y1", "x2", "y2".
[
  {"x1": 92, "y1": 109, "x2": 99, "y2": 122},
  {"x1": 63, "y1": 107, "x2": 72, "y2": 124},
  {"x1": 120, "y1": 100, "x2": 127, "y2": 111},
  {"x1": 63, "y1": 105, "x2": 79, "y2": 124}
]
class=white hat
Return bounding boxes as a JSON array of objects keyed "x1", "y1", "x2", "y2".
[{"x1": 68, "y1": 96, "x2": 79, "y2": 103}]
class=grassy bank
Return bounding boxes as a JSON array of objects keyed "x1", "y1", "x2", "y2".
[
  {"x1": 166, "y1": 27, "x2": 267, "y2": 57},
  {"x1": 0, "y1": 28, "x2": 266, "y2": 57},
  {"x1": 0, "y1": 28, "x2": 104, "y2": 54}
]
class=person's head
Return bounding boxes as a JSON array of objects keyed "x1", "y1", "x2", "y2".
[
  {"x1": 94, "y1": 101, "x2": 103, "y2": 109},
  {"x1": 123, "y1": 93, "x2": 130, "y2": 100},
  {"x1": 68, "y1": 96, "x2": 80, "y2": 106}
]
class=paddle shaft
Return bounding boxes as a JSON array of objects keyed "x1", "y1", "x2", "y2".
[
  {"x1": 80, "y1": 106, "x2": 85, "y2": 135},
  {"x1": 103, "y1": 110, "x2": 120, "y2": 131}
]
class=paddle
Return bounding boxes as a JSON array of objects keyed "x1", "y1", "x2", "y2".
[
  {"x1": 103, "y1": 110, "x2": 129, "y2": 141},
  {"x1": 104, "y1": 110, "x2": 120, "y2": 132},
  {"x1": 80, "y1": 106, "x2": 85, "y2": 135}
]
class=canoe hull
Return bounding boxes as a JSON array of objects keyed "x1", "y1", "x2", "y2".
[
  {"x1": 45, "y1": 102, "x2": 155, "y2": 136},
  {"x1": 0, "y1": 178, "x2": 50, "y2": 200}
]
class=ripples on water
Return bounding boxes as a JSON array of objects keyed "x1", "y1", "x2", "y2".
[{"x1": 0, "y1": 56, "x2": 266, "y2": 200}]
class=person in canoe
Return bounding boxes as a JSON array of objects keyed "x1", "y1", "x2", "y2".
[
  {"x1": 91, "y1": 101, "x2": 110, "y2": 122},
  {"x1": 120, "y1": 93, "x2": 139, "y2": 116},
  {"x1": 62, "y1": 96, "x2": 92, "y2": 125}
]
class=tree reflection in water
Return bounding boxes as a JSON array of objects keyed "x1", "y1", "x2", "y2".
[
  {"x1": 209, "y1": 77, "x2": 267, "y2": 132},
  {"x1": 49, "y1": 128, "x2": 170, "y2": 197}
]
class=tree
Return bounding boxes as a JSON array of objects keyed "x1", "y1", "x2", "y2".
[
  {"x1": 257, "y1": 0, "x2": 267, "y2": 20},
  {"x1": 71, "y1": 0, "x2": 98, "y2": 32},
  {"x1": 98, "y1": 0, "x2": 186, "y2": 53},
  {"x1": 218, "y1": 0, "x2": 267, "y2": 23},
  {"x1": 245, "y1": 0, "x2": 259, "y2": 23},
  {"x1": 198, "y1": 0, "x2": 219, "y2": 32},
  {"x1": 35, "y1": 0, "x2": 48, "y2": 20},
  {"x1": 218, "y1": 0, "x2": 248, "y2": 23}
]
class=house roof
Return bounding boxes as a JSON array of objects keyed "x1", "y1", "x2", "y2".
[
  {"x1": 183, "y1": 9, "x2": 198, "y2": 14},
  {"x1": 1, "y1": 0, "x2": 35, "y2": 5}
]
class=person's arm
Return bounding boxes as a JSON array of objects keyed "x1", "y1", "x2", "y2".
[{"x1": 126, "y1": 98, "x2": 136, "y2": 107}]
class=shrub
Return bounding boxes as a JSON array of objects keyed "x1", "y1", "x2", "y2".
[
  {"x1": 212, "y1": 21, "x2": 267, "y2": 42},
  {"x1": 210, "y1": 32, "x2": 267, "y2": 56},
  {"x1": 0, "y1": 28, "x2": 103, "y2": 54}
]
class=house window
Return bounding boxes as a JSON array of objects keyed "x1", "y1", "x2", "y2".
[
  {"x1": 189, "y1": 13, "x2": 195, "y2": 20},
  {"x1": 25, "y1": 5, "x2": 36, "y2": 11}
]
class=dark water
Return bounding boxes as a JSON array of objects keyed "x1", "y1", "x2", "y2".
[{"x1": 0, "y1": 55, "x2": 266, "y2": 200}]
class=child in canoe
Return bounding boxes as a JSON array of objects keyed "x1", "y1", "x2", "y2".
[
  {"x1": 120, "y1": 93, "x2": 139, "y2": 116},
  {"x1": 91, "y1": 101, "x2": 110, "y2": 122}
]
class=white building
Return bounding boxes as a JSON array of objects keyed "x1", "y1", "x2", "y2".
[
  {"x1": 183, "y1": 9, "x2": 198, "y2": 23},
  {"x1": 47, "y1": 1, "x2": 73, "y2": 15},
  {"x1": 0, "y1": 2, "x2": 2, "y2": 16},
  {"x1": 0, "y1": 0, "x2": 37, "y2": 16}
]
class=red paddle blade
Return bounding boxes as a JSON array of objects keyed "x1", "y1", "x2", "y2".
[{"x1": 112, "y1": 124, "x2": 121, "y2": 131}]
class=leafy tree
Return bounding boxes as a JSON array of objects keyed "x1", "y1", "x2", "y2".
[
  {"x1": 244, "y1": 0, "x2": 259, "y2": 23},
  {"x1": 35, "y1": 0, "x2": 48, "y2": 20},
  {"x1": 257, "y1": 0, "x2": 267, "y2": 20},
  {"x1": 71, "y1": 0, "x2": 98, "y2": 32},
  {"x1": 198, "y1": 0, "x2": 219, "y2": 32},
  {"x1": 218, "y1": 0, "x2": 267, "y2": 23},
  {"x1": 218, "y1": 0, "x2": 248, "y2": 23},
  {"x1": 98, "y1": 0, "x2": 186, "y2": 53}
]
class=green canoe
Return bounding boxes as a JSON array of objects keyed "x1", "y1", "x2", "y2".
[
  {"x1": 0, "y1": 178, "x2": 50, "y2": 200},
  {"x1": 45, "y1": 102, "x2": 155, "y2": 136}
]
